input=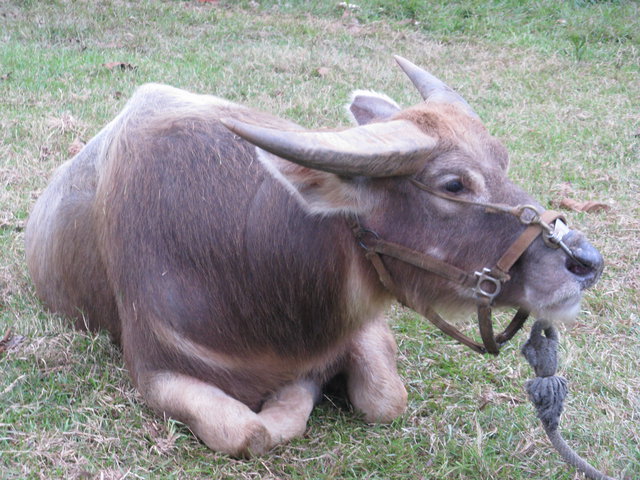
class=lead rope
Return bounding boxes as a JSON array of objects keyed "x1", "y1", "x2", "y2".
[{"x1": 521, "y1": 321, "x2": 616, "y2": 480}]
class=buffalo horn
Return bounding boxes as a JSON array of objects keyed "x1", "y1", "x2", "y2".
[
  {"x1": 394, "y1": 55, "x2": 479, "y2": 118},
  {"x1": 221, "y1": 118, "x2": 438, "y2": 177}
]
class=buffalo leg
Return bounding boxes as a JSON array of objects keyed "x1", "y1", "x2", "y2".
[
  {"x1": 258, "y1": 379, "x2": 319, "y2": 444},
  {"x1": 345, "y1": 318, "x2": 408, "y2": 423},
  {"x1": 145, "y1": 372, "x2": 317, "y2": 456}
]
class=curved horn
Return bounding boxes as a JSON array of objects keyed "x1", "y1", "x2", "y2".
[
  {"x1": 394, "y1": 55, "x2": 478, "y2": 118},
  {"x1": 221, "y1": 118, "x2": 437, "y2": 178}
]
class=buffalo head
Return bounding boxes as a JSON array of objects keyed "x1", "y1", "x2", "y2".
[{"x1": 223, "y1": 56, "x2": 603, "y2": 332}]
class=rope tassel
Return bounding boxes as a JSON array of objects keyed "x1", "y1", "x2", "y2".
[
  {"x1": 524, "y1": 375, "x2": 567, "y2": 432},
  {"x1": 521, "y1": 321, "x2": 616, "y2": 480}
]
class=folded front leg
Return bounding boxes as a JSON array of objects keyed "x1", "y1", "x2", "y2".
[
  {"x1": 345, "y1": 318, "x2": 408, "y2": 423},
  {"x1": 259, "y1": 379, "x2": 320, "y2": 444},
  {"x1": 144, "y1": 371, "x2": 320, "y2": 457},
  {"x1": 145, "y1": 371, "x2": 273, "y2": 457}
]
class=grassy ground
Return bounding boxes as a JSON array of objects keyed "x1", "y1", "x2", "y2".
[{"x1": 1, "y1": 0, "x2": 639, "y2": 479}]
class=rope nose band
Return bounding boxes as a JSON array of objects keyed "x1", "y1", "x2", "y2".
[{"x1": 352, "y1": 177, "x2": 576, "y2": 355}]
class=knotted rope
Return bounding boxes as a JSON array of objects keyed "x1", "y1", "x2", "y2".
[{"x1": 521, "y1": 321, "x2": 615, "y2": 480}]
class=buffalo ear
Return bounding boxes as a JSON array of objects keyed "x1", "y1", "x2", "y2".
[
  {"x1": 257, "y1": 149, "x2": 377, "y2": 215},
  {"x1": 347, "y1": 90, "x2": 401, "y2": 125}
]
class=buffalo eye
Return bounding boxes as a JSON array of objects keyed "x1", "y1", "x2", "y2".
[{"x1": 444, "y1": 179, "x2": 464, "y2": 193}]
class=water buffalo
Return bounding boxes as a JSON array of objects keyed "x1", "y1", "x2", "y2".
[{"x1": 25, "y1": 57, "x2": 603, "y2": 457}]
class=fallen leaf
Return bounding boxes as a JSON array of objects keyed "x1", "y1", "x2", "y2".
[
  {"x1": 559, "y1": 198, "x2": 611, "y2": 213},
  {"x1": 0, "y1": 329, "x2": 26, "y2": 356},
  {"x1": 103, "y1": 62, "x2": 137, "y2": 71},
  {"x1": 68, "y1": 138, "x2": 86, "y2": 157}
]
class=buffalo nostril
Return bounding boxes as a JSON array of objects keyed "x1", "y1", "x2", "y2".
[
  {"x1": 565, "y1": 243, "x2": 604, "y2": 280},
  {"x1": 566, "y1": 257, "x2": 594, "y2": 277}
]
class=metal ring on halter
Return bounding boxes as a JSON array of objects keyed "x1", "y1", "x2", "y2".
[
  {"x1": 473, "y1": 268, "x2": 502, "y2": 304},
  {"x1": 515, "y1": 205, "x2": 542, "y2": 225},
  {"x1": 356, "y1": 228, "x2": 380, "y2": 250}
]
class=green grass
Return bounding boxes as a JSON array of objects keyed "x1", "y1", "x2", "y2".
[
  {"x1": 246, "y1": 0, "x2": 639, "y2": 63},
  {"x1": 1, "y1": 0, "x2": 639, "y2": 478}
]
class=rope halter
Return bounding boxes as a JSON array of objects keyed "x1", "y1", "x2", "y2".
[{"x1": 352, "y1": 177, "x2": 584, "y2": 355}]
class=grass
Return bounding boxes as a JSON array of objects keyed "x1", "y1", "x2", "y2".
[{"x1": 1, "y1": 0, "x2": 639, "y2": 478}]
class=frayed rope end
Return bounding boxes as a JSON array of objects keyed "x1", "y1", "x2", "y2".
[{"x1": 525, "y1": 375, "x2": 567, "y2": 431}]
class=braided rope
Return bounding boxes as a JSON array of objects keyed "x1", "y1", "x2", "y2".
[{"x1": 521, "y1": 321, "x2": 616, "y2": 480}]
